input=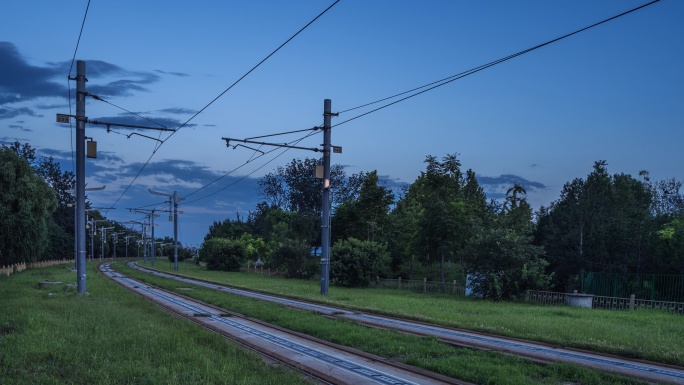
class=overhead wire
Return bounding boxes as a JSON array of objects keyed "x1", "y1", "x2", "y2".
[
  {"x1": 183, "y1": 130, "x2": 319, "y2": 205},
  {"x1": 106, "y1": 0, "x2": 340, "y2": 212},
  {"x1": 67, "y1": 0, "x2": 92, "y2": 174},
  {"x1": 334, "y1": 0, "x2": 661, "y2": 128}
]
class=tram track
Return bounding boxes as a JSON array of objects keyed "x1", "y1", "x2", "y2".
[
  {"x1": 100, "y1": 262, "x2": 471, "y2": 385},
  {"x1": 118, "y1": 261, "x2": 684, "y2": 384}
]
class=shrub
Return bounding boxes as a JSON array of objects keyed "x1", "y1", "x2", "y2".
[
  {"x1": 199, "y1": 238, "x2": 245, "y2": 271},
  {"x1": 331, "y1": 238, "x2": 389, "y2": 287},
  {"x1": 271, "y1": 243, "x2": 316, "y2": 279}
]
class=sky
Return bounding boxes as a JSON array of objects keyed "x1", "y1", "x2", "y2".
[{"x1": 1, "y1": 0, "x2": 683, "y2": 247}]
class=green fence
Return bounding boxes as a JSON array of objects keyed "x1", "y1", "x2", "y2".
[{"x1": 581, "y1": 272, "x2": 684, "y2": 302}]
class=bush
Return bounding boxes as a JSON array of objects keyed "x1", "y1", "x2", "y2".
[
  {"x1": 199, "y1": 238, "x2": 245, "y2": 271},
  {"x1": 271, "y1": 243, "x2": 316, "y2": 279},
  {"x1": 465, "y1": 227, "x2": 551, "y2": 300},
  {"x1": 331, "y1": 238, "x2": 389, "y2": 287}
]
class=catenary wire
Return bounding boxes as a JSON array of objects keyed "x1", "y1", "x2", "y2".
[
  {"x1": 106, "y1": 1, "x2": 339, "y2": 211},
  {"x1": 183, "y1": 130, "x2": 318, "y2": 205},
  {"x1": 335, "y1": 0, "x2": 661, "y2": 127},
  {"x1": 67, "y1": 0, "x2": 92, "y2": 174}
]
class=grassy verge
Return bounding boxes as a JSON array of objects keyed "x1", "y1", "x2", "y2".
[
  {"x1": 0, "y1": 261, "x2": 314, "y2": 385},
  {"x1": 117, "y1": 262, "x2": 647, "y2": 385},
  {"x1": 137, "y1": 260, "x2": 684, "y2": 367}
]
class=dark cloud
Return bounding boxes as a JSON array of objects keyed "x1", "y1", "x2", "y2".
[
  {"x1": 89, "y1": 115, "x2": 196, "y2": 130},
  {"x1": 36, "y1": 103, "x2": 69, "y2": 110},
  {"x1": 157, "y1": 108, "x2": 195, "y2": 115},
  {"x1": 204, "y1": 124, "x2": 217, "y2": 127},
  {"x1": 154, "y1": 69, "x2": 190, "y2": 77},
  {"x1": 9, "y1": 124, "x2": 31, "y2": 132},
  {"x1": 476, "y1": 174, "x2": 546, "y2": 200},
  {"x1": 0, "y1": 42, "x2": 64, "y2": 104},
  {"x1": 0, "y1": 42, "x2": 162, "y2": 105},
  {"x1": 0, "y1": 106, "x2": 42, "y2": 120}
]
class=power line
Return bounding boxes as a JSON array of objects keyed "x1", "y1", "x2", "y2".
[
  {"x1": 106, "y1": 0, "x2": 339, "y2": 211},
  {"x1": 334, "y1": 0, "x2": 661, "y2": 128},
  {"x1": 67, "y1": 0, "x2": 92, "y2": 174},
  {"x1": 183, "y1": 130, "x2": 318, "y2": 205}
]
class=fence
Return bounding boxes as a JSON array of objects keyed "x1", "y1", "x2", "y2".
[
  {"x1": 1, "y1": 258, "x2": 72, "y2": 277},
  {"x1": 582, "y1": 272, "x2": 684, "y2": 303},
  {"x1": 244, "y1": 262, "x2": 281, "y2": 276},
  {"x1": 526, "y1": 290, "x2": 684, "y2": 315},
  {"x1": 373, "y1": 277, "x2": 466, "y2": 295}
]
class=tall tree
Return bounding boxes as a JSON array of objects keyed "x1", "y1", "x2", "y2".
[
  {"x1": 0, "y1": 147, "x2": 56, "y2": 265},
  {"x1": 332, "y1": 171, "x2": 395, "y2": 243}
]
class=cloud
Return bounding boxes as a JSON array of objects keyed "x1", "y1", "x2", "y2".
[
  {"x1": 0, "y1": 42, "x2": 64, "y2": 105},
  {"x1": 0, "y1": 42, "x2": 163, "y2": 105},
  {"x1": 476, "y1": 174, "x2": 546, "y2": 201},
  {"x1": 89, "y1": 114, "x2": 196, "y2": 130},
  {"x1": 154, "y1": 69, "x2": 190, "y2": 77},
  {"x1": 9, "y1": 124, "x2": 31, "y2": 132},
  {"x1": 0, "y1": 106, "x2": 42, "y2": 120},
  {"x1": 157, "y1": 107, "x2": 196, "y2": 115}
]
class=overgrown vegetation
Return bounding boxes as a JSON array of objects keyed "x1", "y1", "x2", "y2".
[{"x1": 0, "y1": 262, "x2": 312, "y2": 385}]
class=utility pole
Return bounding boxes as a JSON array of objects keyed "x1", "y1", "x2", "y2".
[
  {"x1": 124, "y1": 235, "x2": 133, "y2": 258},
  {"x1": 74, "y1": 60, "x2": 87, "y2": 294},
  {"x1": 148, "y1": 189, "x2": 185, "y2": 271},
  {"x1": 221, "y1": 99, "x2": 338, "y2": 295},
  {"x1": 130, "y1": 209, "x2": 159, "y2": 265},
  {"x1": 320, "y1": 99, "x2": 333, "y2": 296},
  {"x1": 100, "y1": 226, "x2": 114, "y2": 260}
]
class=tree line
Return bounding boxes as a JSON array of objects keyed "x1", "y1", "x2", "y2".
[
  {"x1": 0, "y1": 142, "x2": 194, "y2": 266},
  {"x1": 200, "y1": 155, "x2": 683, "y2": 298}
]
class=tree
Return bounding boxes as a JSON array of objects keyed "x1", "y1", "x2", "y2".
[
  {"x1": 198, "y1": 238, "x2": 245, "y2": 271},
  {"x1": 332, "y1": 171, "x2": 395, "y2": 243},
  {"x1": 466, "y1": 227, "x2": 550, "y2": 300},
  {"x1": 0, "y1": 147, "x2": 56, "y2": 265},
  {"x1": 331, "y1": 238, "x2": 390, "y2": 287}
]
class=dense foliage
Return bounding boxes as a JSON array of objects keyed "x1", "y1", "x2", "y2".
[
  {"x1": 331, "y1": 238, "x2": 390, "y2": 287},
  {"x1": 199, "y1": 155, "x2": 683, "y2": 299},
  {"x1": 0, "y1": 147, "x2": 56, "y2": 265}
]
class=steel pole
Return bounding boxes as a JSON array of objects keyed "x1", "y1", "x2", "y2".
[
  {"x1": 173, "y1": 191, "x2": 179, "y2": 271},
  {"x1": 75, "y1": 61, "x2": 87, "y2": 293},
  {"x1": 320, "y1": 99, "x2": 332, "y2": 295}
]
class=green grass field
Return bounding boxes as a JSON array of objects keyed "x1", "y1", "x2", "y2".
[
  {"x1": 138, "y1": 260, "x2": 684, "y2": 367},
  {"x1": 0, "y1": 262, "x2": 313, "y2": 385},
  {"x1": 114, "y1": 260, "x2": 658, "y2": 384}
]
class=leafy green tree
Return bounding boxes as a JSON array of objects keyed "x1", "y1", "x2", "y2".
[
  {"x1": 332, "y1": 171, "x2": 395, "y2": 243},
  {"x1": 198, "y1": 238, "x2": 245, "y2": 271},
  {"x1": 0, "y1": 147, "x2": 56, "y2": 265},
  {"x1": 331, "y1": 238, "x2": 390, "y2": 287},
  {"x1": 466, "y1": 227, "x2": 550, "y2": 299},
  {"x1": 271, "y1": 243, "x2": 316, "y2": 279},
  {"x1": 535, "y1": 161, "x2": 657, "y2": 290}
]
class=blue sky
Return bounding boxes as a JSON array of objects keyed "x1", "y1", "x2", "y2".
[{"x1": 1, "y1": 1, "x2": 683, "y2": 246}]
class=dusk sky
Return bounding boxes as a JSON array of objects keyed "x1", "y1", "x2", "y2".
[{"x1": 1, "y1": 1, "x2": 682, "y2": 247}]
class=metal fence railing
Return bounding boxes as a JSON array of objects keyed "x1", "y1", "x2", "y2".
[
  {"x1": 582, "y1": 272, "x2": 684, "y2": 303},
  {"x1": 373, "y1": 277, "x2": 466, "y2": 296},
  {"x1": 526, "y1": 289, "x2": 684, "y2": 315}
]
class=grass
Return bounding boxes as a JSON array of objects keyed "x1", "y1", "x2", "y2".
[
  {"x1": 138, "y1": 260, "x2": 684, "y2": 367},
  {"x1": 117, "y1": 261, "x2": 649, "y2": 385},
  {"x1": 0, "y1": 262, "x2": 314, "y2": 385}
]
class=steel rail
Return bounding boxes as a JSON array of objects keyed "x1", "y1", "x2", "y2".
[
  {"x1": 100, "y1": 262, "x2": 469, "y2": 385},
  {"x1": 123, "y1": 261, "x2": 684, "y2": 384}
]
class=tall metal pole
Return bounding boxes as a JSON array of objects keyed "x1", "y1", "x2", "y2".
[
  {"x1": 142, "y1": 221, "x2": 148, "y2": 264},
  {"x1": 173, "y1": 191, "x2": 179, "y2": 271},
  {"x1": 150, "y1": 209, "x2": 156, "y2": 267},
  {"x1": 75, "y1": 60, "x2": 87, "y2": 294},
  {"x1": 320, "y1": 99, "x2": 332, "y2": 295}
]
